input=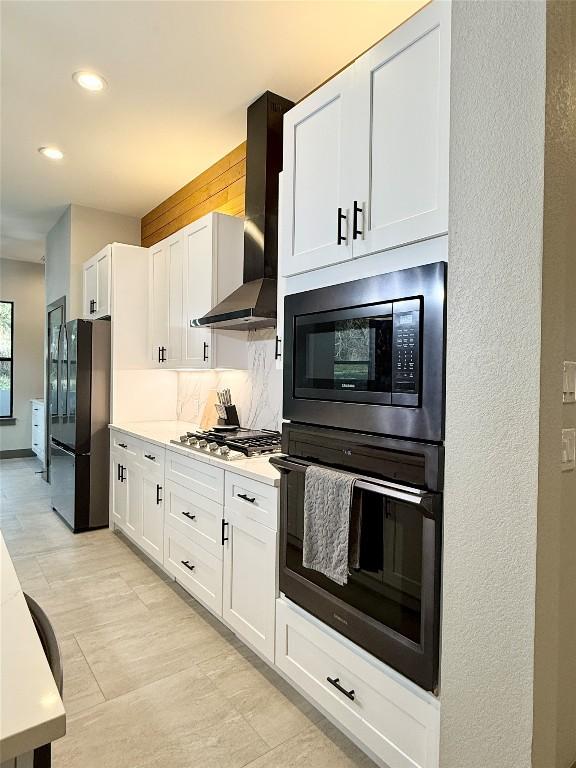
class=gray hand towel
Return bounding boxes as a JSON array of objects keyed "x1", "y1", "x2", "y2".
[{"x1": 302, "y1": 465, "x2": 358, "y2": 586}]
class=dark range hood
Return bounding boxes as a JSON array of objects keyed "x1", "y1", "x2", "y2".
[{"x1": 196, "y1": 91, "x2": 294, "y2": 330}]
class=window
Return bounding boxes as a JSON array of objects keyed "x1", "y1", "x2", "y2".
[{"x1": 0, "y1": 301, "x2": 14, "y2": 418}]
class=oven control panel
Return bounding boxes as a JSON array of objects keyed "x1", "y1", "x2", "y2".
[{"x1": 392, "y1": 299, "x2": 420, "y2": 405}]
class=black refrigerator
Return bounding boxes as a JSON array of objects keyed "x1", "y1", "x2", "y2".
[{"x1": 49, "y1": 319, "x2": 110, "y2": 532}]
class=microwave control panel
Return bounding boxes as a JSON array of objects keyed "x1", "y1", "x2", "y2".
[{"x1": 392, "y1": 299, "x2": 420, "y2": 405}]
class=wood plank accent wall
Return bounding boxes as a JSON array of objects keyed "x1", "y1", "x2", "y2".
[{"x1": 141, "y1": 142, "x2": 246, "y2": 247}]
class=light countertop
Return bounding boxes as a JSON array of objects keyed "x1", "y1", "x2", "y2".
[
  {"x1": 0, "y1": 534, "x2": 66, "y2": 761},
  {"x1": 110, "y1": 421, "x2": 281, "y2": 487}
]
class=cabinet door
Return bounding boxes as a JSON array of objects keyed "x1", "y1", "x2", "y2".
[
  {"x1": 110, "y1": 455, "x2": 128, "y2": 528},
  {"x1": 149, "y1": 241, "x2": 169, "y2": 365},
  {"x1": 222, "y1": 509, "x2": 277, "y2": 661},
  {"x1": 123, "y1": 461, "x2": 141, "y2": 541},
  {"x1": 182, "y1": 219, "x2": 213, "y2": 368},
  {"x1": 280, "y1": 67, "x2": 354, "y2": 277},
  {"x1": 83, "y1": 261, "x2": 97, "y2": 318},
  {"x1": 352, "y1": 1, "x2": 450, "y2": 259},
  {"x1": 166, "y1": 236, "x2": 184, "y2": 364},
  {"x1": 95, "y1": 249, "x2": 111, "y2": 317},
  {"x1": 139, "y1": 470, "x2": 164, "y2": 565}
]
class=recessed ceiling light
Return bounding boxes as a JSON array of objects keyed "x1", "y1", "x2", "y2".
[
  {"x1": 38, "y1": 146, "x2": 64, "y2": 161},
  {"x1": 73, "y1": 71, "x2": 107, "y2": 92}
]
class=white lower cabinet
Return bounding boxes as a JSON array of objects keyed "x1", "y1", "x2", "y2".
[
  {"x1": 139, "y1": 468, "x2": 164, "y2": 565},
  {"x1": 110, "y1": 453, "x2": 128, "y2": 528},
  {"x1": 31, "y1": 399, "x2": 45, "y2": 464},
  {"x1": 222, "y1": 507, "x2": 278, "y2": 662},
  {"x1": 275, "y1": 599, "x2": 440, "y2": 768},
  {"x1": 164, "y1": 525, "x2": 223, "y2": 616}
]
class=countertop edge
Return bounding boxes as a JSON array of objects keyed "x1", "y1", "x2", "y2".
[{"x1": 108, "y1": 423, "x2": 281, "y2": 487}]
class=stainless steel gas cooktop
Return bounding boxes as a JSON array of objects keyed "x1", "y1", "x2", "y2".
[{"x1": 170, "y1": 428, "x2": 282, "y2": 461}]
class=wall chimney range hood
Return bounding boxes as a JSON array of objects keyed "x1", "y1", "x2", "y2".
[{"x1": 196, "y1": 91, "x2": 294, "y2": 330}]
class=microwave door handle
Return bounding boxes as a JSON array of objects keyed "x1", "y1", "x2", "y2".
[{"x1": 269, "y1": 456, "x2": 437, "y2": 518}]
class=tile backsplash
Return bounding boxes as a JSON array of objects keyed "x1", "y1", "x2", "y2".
[{"x1": 177, "y1": 329, "x2": 282, "y2": 431}]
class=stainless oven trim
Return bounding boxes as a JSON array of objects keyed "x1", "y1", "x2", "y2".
[
  {"x1": 270, "y1": 455, "x2": 438, "y2": 517},
  {"x1": 283, "y1": 261, "x2": 446, "y2": 442},
  {"x1": 273, "y1": 439, "x2": 442, "y2": 691}
]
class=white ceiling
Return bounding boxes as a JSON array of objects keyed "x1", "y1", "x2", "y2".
[{"x1": 0, "y1": 0, "x2": 426, "y2": 262}]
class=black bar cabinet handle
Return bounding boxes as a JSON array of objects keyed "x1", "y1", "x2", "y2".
[
  {"x1": 337, "y1": 207, "x2": 347, "y2": 245},
  {"x1": 238, "y1": 493, "x2": 255, "y2": 504},
  {"x1": 203, "y1": 341, "x2": 209, "y2": 362},
  {"x1": 221, "y1": 519, "x2": 229, "y2": 545},
  {"x1": 121, "y1": 465, "x2": 126, "y2": 483},
  {"x1": 274, "y1": 335, "x2": 281, "y2": 360},
  {"x1": 144, "y1": 454, "x2": 156, "y2": 461},
  {"x1": 352, "y1": 201, "x2": 363, "y2": 240},
  {"x1": 182, "y1": 511, "x2": 196, "y2": 521},
  {"x1": 161, "y1": 346, "x2": 167, "y2": 363},
  {"x1": 117, "y1": 463, "x2": 121, "y2": 481},
  {"x1": 156, "y1": 484, "x2": 162, "y2": 505},
  {"x1": 327, "y1": 677, "x2": 355, "y2": 701},
  {"x1": 181, "y1": 560, "x2": 195, "y2": 572},
  {"x1": 158, "y1": 346, "x2": 162, "y2": 364},
  {"x1": 119, "y1": 442, "x2": 127, "y2": 449}
]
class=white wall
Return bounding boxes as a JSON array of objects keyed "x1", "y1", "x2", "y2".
[
  {"x1": 44, "y1": 204, "x2": 140, "y2": 319},
  {"x1": 45, "y1": 206, "x2": 71, "y2": 309},
  {"x1": 0, "y1": 259, "x2": 45, "y2": 453},
  {"x1": 440, "y1": 2, "x2": 546, "y2": 767}
]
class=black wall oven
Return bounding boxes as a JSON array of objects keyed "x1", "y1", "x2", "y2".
[
  {"x1": 283, "y1": 261, "x2": 446, "y2": 443},
  {"x1": 271, "y1": 423, "x2": 443, "y2": 692}
]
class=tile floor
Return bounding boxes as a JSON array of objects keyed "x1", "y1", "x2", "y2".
[{"x1": 0, "y1": 457, "x2": 376, "y2": 768}]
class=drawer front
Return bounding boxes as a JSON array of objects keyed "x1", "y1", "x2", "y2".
[
  {"x1": 110, "y1": 430, "x2": 138, "y2": 457},
  {"x1": 225, "y1": 473, "x2": 278, "y2": 530},
  {"x1": 166, "y1": 450, "x2": 224, "y2": 504},
  {"x1": 137, "y1": 440, "x2": 165, "y2": 473},
  {"x1": 165, "y1": 480, "x2": 223, "y2": 560},
  {"x1": 275, "y1": 600, "x2": 440, "y2": 768},
  {"x1": 164, "y1": 526, "x2": 222, "y2": 616}
]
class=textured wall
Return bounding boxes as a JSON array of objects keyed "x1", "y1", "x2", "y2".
[
  {"x1": 0, "y1": 259, "x2": 45, "y2": 452},
  {"x1": 532, "y1": 2, "x2": 576, "y2": 766},
  {"x1": 440, "y1": 2, "x2": 546, "y2": 767}
]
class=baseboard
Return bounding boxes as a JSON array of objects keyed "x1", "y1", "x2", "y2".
[{"x1": 0, "y1": 448, "x2": 35, "y2": 459}]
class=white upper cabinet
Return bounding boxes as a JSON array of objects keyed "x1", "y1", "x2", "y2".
[
  {"x1": 182, "y1": 217, "x2": 214, "y2": 369},
  {"x1": 280, "y1": 68, "x2": 355, "y2": 277},
  {"x1": 83, "y1": 246, "x2": 111, "y2": 318},
  {"x1": 351, "y1": 1, "x2": 450, "y2": 258},
  {"x1": 149, "y1": 212, "x2": 247, "y2": 370},
  {"x1": 149, "y1": 234, "x2": 184, "y2": 367},
  {"x1": 279, "y1": 0, "x2": 450, "y2": 277}
]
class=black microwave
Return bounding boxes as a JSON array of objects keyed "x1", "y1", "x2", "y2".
[{"x1": 282, "y1": 262, "x2": 446, "y2": 442}]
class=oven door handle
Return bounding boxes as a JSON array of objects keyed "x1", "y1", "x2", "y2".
[{"x1": 269, "y1": 455, "x2": 438, "y2": 519}]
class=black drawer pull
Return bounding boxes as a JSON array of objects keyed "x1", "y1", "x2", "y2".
[
  {"x1": 119, "y1": 443, "x2": 128, "y2": 449},
  {"x1": 34, "y1": 424, "x2": 38, "y2": 427},
  {"x1": 274, "y1": 335, "x2": 281, "y2": 360},
  {"x1": 221, "y1": 519, "x2": 229, "y2": 545},
  {"x1": 144, "y1": 454, "x2": 156, "y2": 461},
  {"x1": 121, "y1": 465, "x2": 126, "y2": 483},
  {"x1": 337, "y1": 207, "x2": 347, "y2": 245},
  {"x1": 327, "y1": 677, "x2": 355, "y2": 701},
  {"x1": 156, "y1": 484, "x2": 163, "y2": 505},
  {"x1": 238, "y1": 493, "x2": 255, "y2": 504},
  {"x1": 181, "y1": 560, "x2": 195, "y2": 572},
  {"x1": 117, "y1": 463, "x2": 121, "y2": 481},
  {"x1": 352, "y1": 200, "x2": 363, "y2": 239},
  {"x1": 203, "y1": 341, "x2": 209, "y2": 362},
  {"x1": 182, "y1": 511, "x2": 196, "y2": 521}
]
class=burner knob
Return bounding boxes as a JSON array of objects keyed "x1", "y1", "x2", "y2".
[
  {"x1": 179, "y1": 435, "x2": 189, "y2": 443},
  {"x1": 198, "y1": 440, "x2": 208, "y2": 449},
  {"x1": 189, "y1": 438, "x2": 199, "y2": 447},
  {"x1": 208, "y1": 442, "x2": 219, "y2": 452},
  {"x1": 219, "y1": 446, "x2": 230, "y2": 457}
]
